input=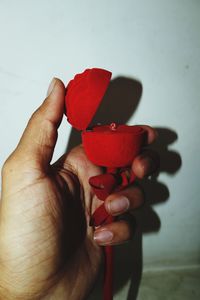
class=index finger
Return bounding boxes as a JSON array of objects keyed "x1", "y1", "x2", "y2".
[
  {"x1": 139, "y1": 125, "x2": 158, "y2": 145},
  {"x1": 131, "y1": 125, "x2": 159, "y2": 178}
]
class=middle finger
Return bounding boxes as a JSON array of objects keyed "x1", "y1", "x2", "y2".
[{"x1": 104, "y1": 184, "x2": 144, "y2": 216}]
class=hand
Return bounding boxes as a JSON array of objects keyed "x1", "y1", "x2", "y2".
[{"x1": 0, "y1": 78, "x2": 159, "y2": 300}]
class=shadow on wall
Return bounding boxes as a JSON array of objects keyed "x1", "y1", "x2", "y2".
[
  {"x1": 114, "y1": 127, "x2": 182, "y2": 300},
  {"x1": 66, "y1": 76, "x2": 182, "y2": 300}
]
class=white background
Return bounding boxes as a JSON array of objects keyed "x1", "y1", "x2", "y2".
[{"x1": 0, "y1": 0, "x2": 200, "y2": 295}]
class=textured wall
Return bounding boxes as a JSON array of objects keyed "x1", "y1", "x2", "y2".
[{"x1": 0, "y1": 0, "x2": 199, "y2": 280}]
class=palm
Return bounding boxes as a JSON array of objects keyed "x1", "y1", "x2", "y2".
[
  {"x1": 43, "y1": 145, "x2": 103, "y2": 298},
  {"x1": 0, "y1": 146, "x2": 102, "y2": 300}
]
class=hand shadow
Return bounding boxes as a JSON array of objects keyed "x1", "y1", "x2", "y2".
[
  {"x1": 65, "y1": 76, "x2": 182, "y2": 300},
  {"x1": 114, "y1": 127, "x2": 182, "y2": 300}
]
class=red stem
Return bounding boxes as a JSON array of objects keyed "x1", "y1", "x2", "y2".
[
  {"x1": 104, "y1": 214, "x2": 114, "y2": 300},
  {"x1": 103, "y1": 168, "x2": 117, "y2": 300},
  {"x1": 90, "y1": 167, "x2": 118, "y2": 300}
]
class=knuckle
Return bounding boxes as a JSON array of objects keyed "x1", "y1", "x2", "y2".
[
  {"x1": 29, "y1": 107, "x2": 42, "y2": 123},
  {"x1": 29, "y1": 98, "x2": 50, "y2": 123},
  {"x1": 118, "y1": 214, "x2": 136, "y2": 240},
  {"x1": 126, "y1": 184, "x2": 144, "y2": 208},
  {"x1": 121, "y1": 221, "x2": 132, "y2": 241},
  {"x1": 127, "y1": 223, "x2": 134, "y2": 240},
  {"x1": 134, "y1": 185, "x2": 145, "y2": 202},
  {"x1": 115, "y1": 221, "x2": 132, "y2": 243},
  {"x1": 127, "y1": 217, "x2": 136, "y2": 238},
  {"x1": 2, "y1": 156, "x2": 14, "y2": 175}
]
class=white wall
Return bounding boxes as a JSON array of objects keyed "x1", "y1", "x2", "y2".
[{"x1": 0, "y1": 0, "x2": 200, "y2": 279}]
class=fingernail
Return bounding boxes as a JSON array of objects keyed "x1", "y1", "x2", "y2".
[
  {"x1": 94, "y1": 230, "x2": 113, "y2": 244},
  {"x1": 47, "y1": 78, "x2": 57, "y2": 96},
  {"x1": 108, "y1": 196, "x2": 129, "y2": 214}
]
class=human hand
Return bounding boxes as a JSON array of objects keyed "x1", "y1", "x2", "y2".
[{"x1": 0, "y1": 78, "x2": 159, "y2": 300}]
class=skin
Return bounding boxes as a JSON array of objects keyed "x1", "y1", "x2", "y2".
[{"x1": 0, "y1": 78, "x2": 159, "y2": 300}]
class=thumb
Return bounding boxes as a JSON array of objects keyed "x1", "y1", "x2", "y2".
[{"x1": 13, "y1": 78, "x2": 66, "y2": 170}]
